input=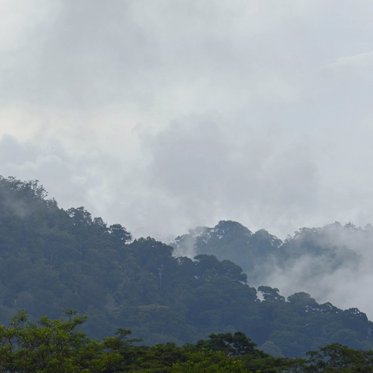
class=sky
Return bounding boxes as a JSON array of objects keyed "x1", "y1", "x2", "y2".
[{"x1": 1, "y1": 0, "x2": 373, "y2": 242}]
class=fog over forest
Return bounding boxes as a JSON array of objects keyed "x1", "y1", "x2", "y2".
[
  {"x1": 174, "y1": 220, "x2": 373, "y2": 319},
  {"x1": 1, "y1": 0, "x2": 373, "y2": 334}
]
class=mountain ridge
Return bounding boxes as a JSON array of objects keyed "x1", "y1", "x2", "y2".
[{"x1": 0, "y1": 176, "x2": 372, "y2": 356}]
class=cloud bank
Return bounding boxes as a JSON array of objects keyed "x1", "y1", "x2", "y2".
[{"x1": 1, "y1": 1, "x2": 373, "y2": 241}]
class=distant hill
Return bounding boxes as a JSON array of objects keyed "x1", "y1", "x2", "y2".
[
  {"x1": 173, "y1": 221, "x2": 283, "y2": 285},
  {"x1": 173, "y1": 220, "x2": 363, "y2": 293},
  {"x1": 0, "y1": 176, "x2": 373, "y2": 356}
]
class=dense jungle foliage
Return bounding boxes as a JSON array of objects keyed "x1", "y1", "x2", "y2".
[
  {"x1": 1, "y1": 312, "x2": 373, "y2": 373},
  {"x1": 0, "y1": 176, "x2": 373, "y2": 358}
]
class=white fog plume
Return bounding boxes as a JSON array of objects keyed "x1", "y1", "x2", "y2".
[{"x1": 267, "y1": 223, "x2": 373, "y2": 317}]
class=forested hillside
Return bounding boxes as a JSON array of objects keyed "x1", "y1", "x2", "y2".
[
  {"x1": 173, "y1": 220, "x2": 364, "y2": 293},
  {"x1": 0, "y1": 176, "x2": 373, "y2": 357}
]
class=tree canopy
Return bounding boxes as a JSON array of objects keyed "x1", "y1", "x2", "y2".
[{"x1": 1, "y1": 312, "x2": 372, "y2": 372}]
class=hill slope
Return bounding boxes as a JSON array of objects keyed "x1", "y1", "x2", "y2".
[{"x1": 0, "y1": 176, "x2": 372, "y2": 356}]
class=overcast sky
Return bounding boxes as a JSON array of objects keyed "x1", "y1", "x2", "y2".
[{"x1": 1, "y1": 0, "x2": 373, "y2": 241}]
